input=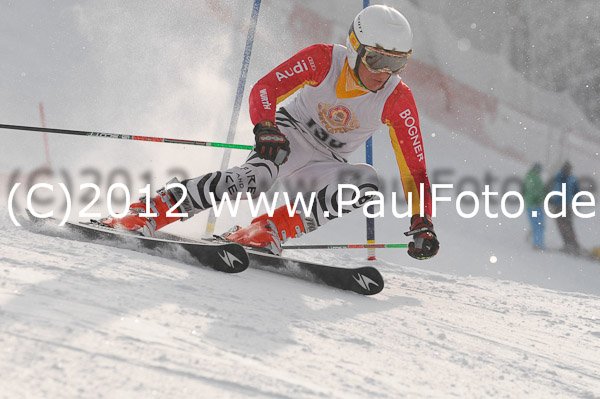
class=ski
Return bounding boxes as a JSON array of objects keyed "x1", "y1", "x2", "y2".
[
  {"x1": 25, "y1": 212, "x2": 383, "y2": 294},
  {"x1": 126, "y1": 229, "x2": 384, "y2": 294},
  {"x1": 162, "y1": 235, "x2": 384, "y2": 295},
  {"x1": 146, "y1": 231, "x2": 384, "y2": 294},
  {"x1": 243, "y1": 248, "x2": 384, "y2": 296},
  {"x1": 25, "y1": 213, "x2": 249, "y2": 273},
  {"x1": 159, "y1": 235, "x2": 384, "y2": 295}
]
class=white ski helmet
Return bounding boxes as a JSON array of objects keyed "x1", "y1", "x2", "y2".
[{"x1": 346, "y1": 5, "x2": 413, "y2": 74}]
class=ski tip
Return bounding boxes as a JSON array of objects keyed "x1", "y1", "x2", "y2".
[
  {"x1": 213, "y1": 243, "x2": 249, "y2": 273},
  {"x1": 351, "y1": 268, "x2": 385, "y2": 295}
]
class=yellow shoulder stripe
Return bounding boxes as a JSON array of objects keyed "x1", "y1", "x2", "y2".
[
  {"x1": 276, "y1": 80, "x2": 317, "y2": 104},
  {"x1": 388, "y1": 123, "x2": 421, "y2": 215}
]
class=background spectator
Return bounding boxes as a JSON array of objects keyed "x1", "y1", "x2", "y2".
[
  {"x1": 523, "y1": 163, "x2": 545, "y2": 250},
  {"x1": 549, "y1": 161, "x2": 581, "y2": 254}
]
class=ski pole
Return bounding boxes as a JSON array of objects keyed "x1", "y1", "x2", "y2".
[
  {"x1": 282, "y1": 243, "x2": 408, "y2": 250},
  {"x1": 205, "y1": 0, "x2": 263, "y2": 238},
  {"x1": 0, "y1": 124, "x2": 254, "y2": 150}
]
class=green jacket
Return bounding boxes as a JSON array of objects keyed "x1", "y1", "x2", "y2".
[{"x1": 523, "y1": 169, "x2": 545, "y2": 208}]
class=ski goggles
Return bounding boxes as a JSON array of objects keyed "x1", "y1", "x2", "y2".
[{"x1": 360, "y1": 46, "x2": 412, "y2": 75}]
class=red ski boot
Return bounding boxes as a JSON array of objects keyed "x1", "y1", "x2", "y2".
[
  {"x1": 98, "y1": 180, "x2": 190, "y2": 237},
  {"x1": 223, "y1": 206, "x2": 313, "y2": 255}
]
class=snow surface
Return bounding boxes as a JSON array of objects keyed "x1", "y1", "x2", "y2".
[
  {"x1": 2, "y1": 212, "x2": 600, "y2": 399},
  {"x1": 1, "y1": 1, "x2": 600, "y2": 398}
]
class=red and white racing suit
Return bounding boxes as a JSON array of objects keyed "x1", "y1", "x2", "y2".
[{"x1": 183, "y1": 44, "x2": 432, "y2": 227}]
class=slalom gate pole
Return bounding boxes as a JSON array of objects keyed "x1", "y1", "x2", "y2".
[
  {"x1": 204, "y1": 0, "x2": 262, "y2": 237},
  {"x1": 362, "y1": 0, "x2": 376, "y2": 261},
  {"x1": 0, "y1": 124, "x2": 254, "y2": 150},
  {"x1": 282, "y1": 243, "x2": 408, "y2": 250}
]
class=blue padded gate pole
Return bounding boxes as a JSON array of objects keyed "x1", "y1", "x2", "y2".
[{"x1": 362, "y1": 0, "x2": 377, "y2": 261}]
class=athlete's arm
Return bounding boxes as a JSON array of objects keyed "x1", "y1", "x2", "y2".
[
  {"x1": 382, "y1": 81, "x2": 432, "y2": 216},
  {"x1": 249, "y1": 44, "x2": 333, "y2": 124}
]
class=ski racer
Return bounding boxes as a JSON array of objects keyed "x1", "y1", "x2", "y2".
[{"x1": 99, "y1": 5, "x2": 440, "y2": 260}]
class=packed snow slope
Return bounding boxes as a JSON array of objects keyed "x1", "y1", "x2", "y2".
[
  {"x1": 1, "y1": 0, "x2": 600, "y2": 398},
  {"x1": 1, "y1": 213, "x2": 600, "y2": 399}
]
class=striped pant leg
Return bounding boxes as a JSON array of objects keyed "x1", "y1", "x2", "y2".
[
  {"x1": 282, "y1": 161, "x2": 380, "y2": 227},
  {"x1": 181, "y1": 153, "x2": 279, "y2": 214}
]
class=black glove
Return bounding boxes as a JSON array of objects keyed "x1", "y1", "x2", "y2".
[
  {"x1": 404, "y1": 214, "x2": 439, "y2": 260},
  {"x1": 253, "y1": 121, "x2": 290, "y2": 165}
]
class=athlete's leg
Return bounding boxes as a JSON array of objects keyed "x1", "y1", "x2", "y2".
[
  {"x1": 99, "y1": 153, "x2": 280, "y2": 237},
  {"x1": 182, "y1": 153, "x2": 279, "y2": 213},
  {"x1": 225, "y1": 160, "x2": 380, "y2": 254},
  {"x1": 282, "y1": 160, "x2": 380, "y2": 227}
]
